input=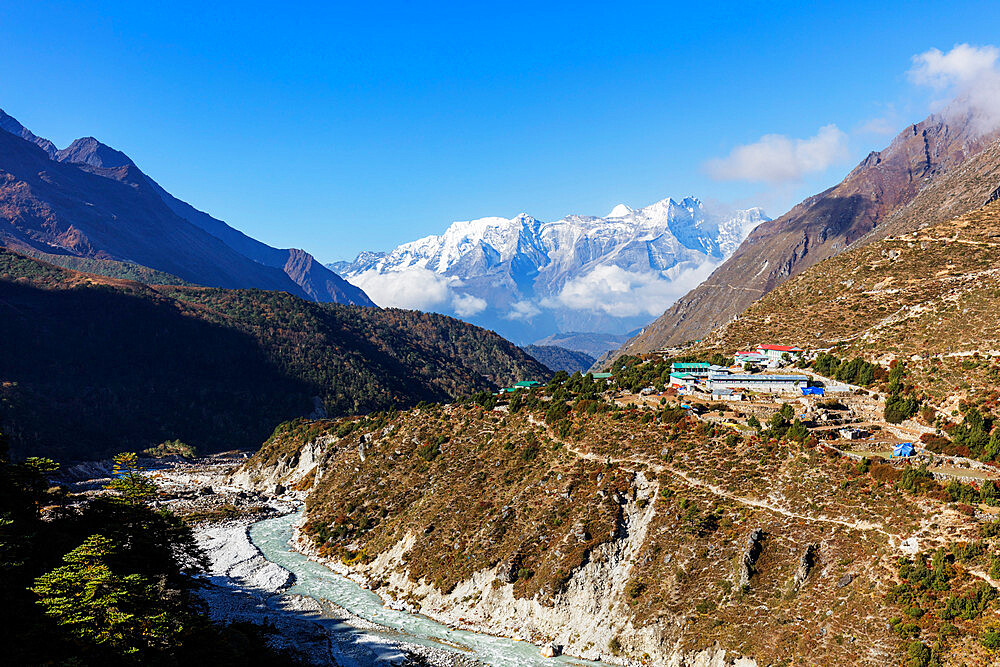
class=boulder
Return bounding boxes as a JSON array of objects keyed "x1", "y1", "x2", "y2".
[{"x1": 540, "y1": 643, "x2": 562, "y2": 658}]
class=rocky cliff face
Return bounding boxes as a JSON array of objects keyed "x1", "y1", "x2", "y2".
[
  {"x1": 231, "y1": 403, "x2": 960, "y2": 665},
  {"x1": 618, "y1": 108, "x2": 1000, "y2": 356}
]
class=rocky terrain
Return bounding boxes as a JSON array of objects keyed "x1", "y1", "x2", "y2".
[
  {"x1": 67, "y1": 455, "x2": 481, "y2": 666},
  {"x1": 229, "y1": 390, "x2": 1000, "y2": 666}
]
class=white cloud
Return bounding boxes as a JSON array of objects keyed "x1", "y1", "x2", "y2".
[
  {"x1": 856, "y1": 115, "x2": 897, "y2": 136},
  {"x1": 909, "y1": 43, "x2": 999, "y2": 89},
  {"x1": 704, "y1": 124, "x2": 849, "y2": 184},
  {"x1": 348, "y1": 267, "x2": 486, "y2": 317},
  {"x1": 452, "y1": 292, "x2": 487, "y2": 317},
  {"x1": 550, "y1": 263, "x2": 717, "y2": 318},
  {"x1": 349, "y1": 267, "x2": 453, "y2": 311},
  {"x1": 504, "y1": 299, "x2": 542, "y2": 321},
  {"x1": 908, "y1": 43, "x2": 1000, "y2": 136}
]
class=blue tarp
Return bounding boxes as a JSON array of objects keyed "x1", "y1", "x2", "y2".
[
  {"x1": 893, "y1": 442, "x2": 915, "y2": 457},
  {"x1": 801, "y1": 386, "x2": 824, "y2": 396}
]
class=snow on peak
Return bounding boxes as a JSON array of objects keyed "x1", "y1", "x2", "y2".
[
  {"x1": 607, "y1": 203, "x2": 633, "y2": 218},
  {"x1": 337, "y1": 195, "x2": 770, "y2": 341}
]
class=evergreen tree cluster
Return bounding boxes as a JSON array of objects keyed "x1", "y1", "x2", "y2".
[{"x1": 0, "y1": 429, "x2": 301, "y2": 665}]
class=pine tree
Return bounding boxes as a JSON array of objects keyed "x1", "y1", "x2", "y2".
[
  {"x1": 31, "y1": 534, "x2": 182, "y2": 655},
  {"x1": 106, "y1": 453, "x2": 158, "y2": 504}
]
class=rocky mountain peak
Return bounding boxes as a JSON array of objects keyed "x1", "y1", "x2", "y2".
[{"x1": 55, "y1": 136, "x2": 136, "y2": 169}]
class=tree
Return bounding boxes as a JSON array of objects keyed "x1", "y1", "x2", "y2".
[
  {"x1": 32, "y1": 534, "x2": 186, "y2": 655},
  {"x1": 787, "y1": 418, "x2": 809, "y2": 443},
  {"x1": 106, "y1": 453, "x2": 159, "y2": 504}
]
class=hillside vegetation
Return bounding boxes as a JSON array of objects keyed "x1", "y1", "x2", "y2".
[
  {"x1": 693, "y1": 200, "x2": 1000, "y2": 410},
  {"x1": 245, "y1": 382, "x2": 1000, "y2": 665},
  {"x1": 520, "y1": 344, "x2": 596, "y2": 373},
  {"x1": 0, "y1": 249, "x2": 548, "y2": 460},
  {"x1": 240, "y1": 380, "x2": 999, "y2": 666}
]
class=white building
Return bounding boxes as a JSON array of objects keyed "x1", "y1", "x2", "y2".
[
  {"x1": 755, "y1": 345, "x2": 804, "y2": 363},
  {"x1": 709, "y1": 374, "x2": 809, "y2": 394},
  {"x1": 711, "y1": 387, "x2": 744, "y2": 401}
]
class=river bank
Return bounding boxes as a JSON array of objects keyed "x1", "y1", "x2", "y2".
[{"x1": 139, "y1": 457, "x2": 482, "y2": 666}]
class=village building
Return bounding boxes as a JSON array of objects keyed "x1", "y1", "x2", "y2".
[
  {"x1": 839, "y1": 427, "x2": 869, "y2": 440},
  {"x1": 711, "y1": 387, "x2": 744, "y2": 401},
  {"x1": 669, "y1": 372, "x2": 699, "y2": 390},
  {"x1": 501, "y1": 380, "x2": 541, "y2": 393},
  {"x1": 708, "y1": 373, "x2": 809, "y2": 394},
  {"x1": 671, "y1": 362, "x2": 731, "y2": 378},
  {"x1": 734, "y1": 351, "x2": 772, "y2": 368},
  {"x1": 755, "y1": 344, "x2": 804, "y2": 362}
]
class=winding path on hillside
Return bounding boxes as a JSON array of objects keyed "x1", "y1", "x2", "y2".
[{"x1": 527, "y1": 413, "x2": 899, "y2": 544}]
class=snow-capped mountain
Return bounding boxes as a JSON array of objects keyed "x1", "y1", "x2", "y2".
[{"x1": 330, "y1": 197, "x2": 768, "y2": 343}]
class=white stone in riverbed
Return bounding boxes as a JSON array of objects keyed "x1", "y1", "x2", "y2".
[{"x1": 198, "y1": 521, "x2": 294, "y2": 593}]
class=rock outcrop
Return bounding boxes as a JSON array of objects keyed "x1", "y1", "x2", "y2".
[{"x1": 736, "y1": 528, "x2": 765, "y2": 589}]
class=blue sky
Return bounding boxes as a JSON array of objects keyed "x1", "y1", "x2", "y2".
[{"x1": 1, "y1": 1, "x2": 999, "y2": 261}]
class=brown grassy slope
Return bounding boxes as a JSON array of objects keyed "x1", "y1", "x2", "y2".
[
  {"x1": 247, "y1": 403, "x2": 992, "y2": 665},
  {"x1": 617, "y1": 109, "x2": 1000, "y2": 356},
  {"x1": 693, "y1": 200, "x2": 1000, "y2": 403}
]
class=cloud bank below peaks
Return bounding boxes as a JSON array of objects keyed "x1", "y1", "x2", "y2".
[{"x1": 348, "y1": 267, "x2": 487, "y2": 316}]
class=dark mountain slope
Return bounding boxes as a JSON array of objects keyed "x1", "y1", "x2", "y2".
[
  {"x1": 619, "y1": 108, "x2": 1000, "y2": 356},
  {"x1": 0, "y1": 129, "x2": 314, "y2": 294},
  {"x1": 520, "y1": 344, "x2": 596, "y2": 373},
  {"x1": 53, "y1": 134, "x2": 374, "y2": 304},
  {"x1": 0, "y1": 249, "x2": 548, "y2": 460},
  {"x1": 0, "y1": 109, "x2": 56, "y2": 156},
  {"x1": 0, "y1": 111, "x2": 373, "y2": 305}
]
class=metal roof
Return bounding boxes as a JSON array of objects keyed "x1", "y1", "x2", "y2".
[{"x1": 713, "y1": 374, "x2": 809, "y2": 381}]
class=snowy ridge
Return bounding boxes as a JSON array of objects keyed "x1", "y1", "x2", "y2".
[{"x1": 332, "y1": 197, "x2": 768, "y2": 343}]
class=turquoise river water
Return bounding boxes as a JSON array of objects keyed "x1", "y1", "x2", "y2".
[{"x1": 249, "y1": 512, "x2": 605, "y2": 666}]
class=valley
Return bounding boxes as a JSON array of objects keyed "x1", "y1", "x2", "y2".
[{"x1": 9, "y1": 16, "x2": 1000, "y2": 667}]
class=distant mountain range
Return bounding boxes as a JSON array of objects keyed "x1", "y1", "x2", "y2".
[
  {"x1": 620, "y1": 106, "x2": 1000, "y2": 356},
  {"x1": 0, "y1": 109, "x2": 373, "y2": 306},
  {"x1": 329, "y1": 198, "x2": 768, "y2": 343}
]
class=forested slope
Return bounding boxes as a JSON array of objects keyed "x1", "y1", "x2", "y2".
[{"x1": 0, "y1": 250, "x2": 547, "y2": 459}]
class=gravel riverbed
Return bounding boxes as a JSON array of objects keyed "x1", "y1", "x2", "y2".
[{"x1": 75, "y1": 455, "x2": 481, "y2": 667}]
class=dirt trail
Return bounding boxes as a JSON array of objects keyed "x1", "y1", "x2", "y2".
[{"x1": 527, "y1": 414, "x2": 899, "y2": 543}]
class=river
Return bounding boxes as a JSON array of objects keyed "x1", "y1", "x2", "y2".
[{"x1": 250, "y1": 511, "x2": 605, "y2": 666}]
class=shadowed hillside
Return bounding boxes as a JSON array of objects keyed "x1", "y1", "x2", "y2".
[{"x1": 0, "y1": 250, "x2": 547, "y2": 460}]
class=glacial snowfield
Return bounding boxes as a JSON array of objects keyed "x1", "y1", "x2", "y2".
[{"x1": 330, "y1": 198, "x2": 768, "y2": 343}]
